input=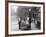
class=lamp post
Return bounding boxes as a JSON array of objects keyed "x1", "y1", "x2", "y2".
[{"x1": 28, "y1": 8, "x2": 31, "y2": 30}]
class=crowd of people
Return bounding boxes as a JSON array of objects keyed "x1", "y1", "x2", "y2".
[{"x1": 18, "y1": 14, "x2": 40, "y2": 30}]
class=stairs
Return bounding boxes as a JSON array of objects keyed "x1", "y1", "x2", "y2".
[{"x1": 11, "y1": 16, "x2": 19, "y2": 31}]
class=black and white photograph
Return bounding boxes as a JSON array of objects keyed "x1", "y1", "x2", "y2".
[
  {"x1": 7, "y1": 2, "x2": 44, "y2": 35},
  {"x1": 11, "y1": 6, "x2": 41, "y2": 31}
]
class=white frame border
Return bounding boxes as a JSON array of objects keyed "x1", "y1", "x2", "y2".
[{"x1": 8, "y1": 3, "x2": 43, "y2": 34}]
